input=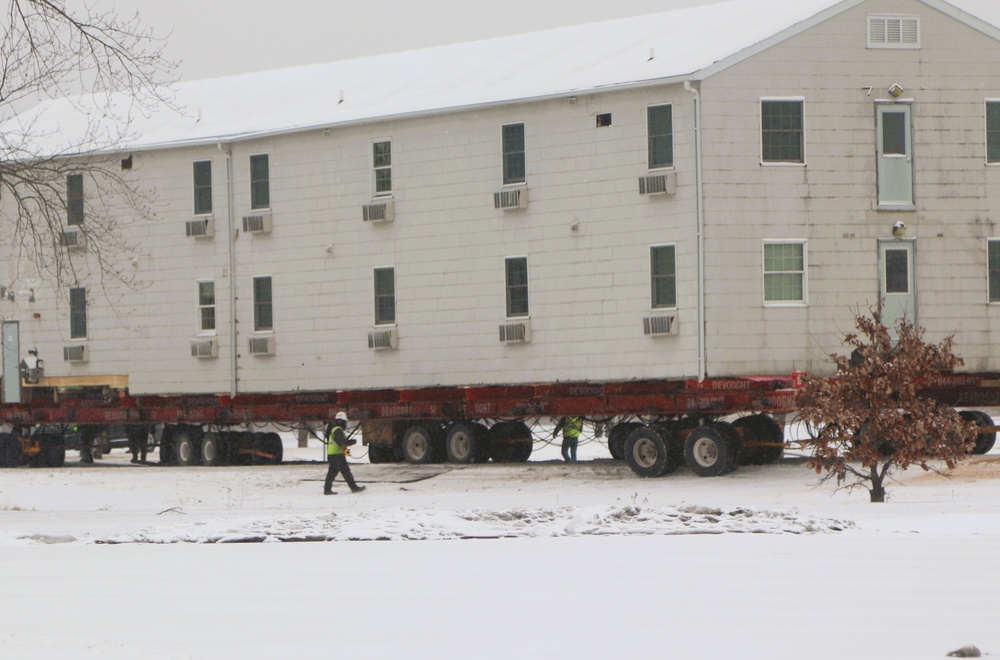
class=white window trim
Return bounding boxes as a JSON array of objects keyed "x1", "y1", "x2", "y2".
[
  {"x1": 986, "y1": 100, "x2": 1000, "y2": 167},
  {"x1": 762, "y1": 239, "x2": 808, "y2": 308},
  {"x1": 373, "y1": 265, "x2": 397, "y2": 327},
  {"x1": 249, "y1": 153, "x2": 271, "y2": 212},
  {"x1": 646, "y1": 103, "x2": 675, "y2": 172},
  {"x1": 197, "y1": 279, "x2": 217, "y2": 336},
  {"x1": 69, "y1": 286, "x2": 88, "y2": 340},
  {"x1": 649, "y1": 243, "x2": 678, "y2": 311},
  {"x1": 500, "y1": 122, "x2": 527, "y2": 188},
  {"x1": 193, "y1": 160, "x2": 213, "y2": 216},
  {"x1": 759, "y1": 97, "x2": 807, "y2": 167},
  {"x1": 371, "y1": 138, "x2": 393, "y2": 198},
  {"x1": 504, "y1": 255, "x2": 530, "y2": 319},
  {"x1": 987, "y1": 238, "x2": 1000, "y2": 304},
  {"x1": 867, "y1": 14, "x2": 920, "y2": 50},
  {"x1": 252, "y1": 274, "x2": 274, "y2": 333}
]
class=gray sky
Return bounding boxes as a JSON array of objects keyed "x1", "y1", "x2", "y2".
[{"x1": 97, "y1": 0, "x2": 720, "y2": 81}]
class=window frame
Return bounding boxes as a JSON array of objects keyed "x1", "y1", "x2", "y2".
[
  {"x1": 197, "y1": 280, "x2": 216, "y2": 334},
  {"x1": 505, "y1": 256, "x2": 529, "y2": 319},
  {"x1": 762, "y1": 240, "x2": 808, "y2": 307},
  {"x1": 988, "y1": 239, "x2": 1000, "y2": 303},
  {"x1": 760, "y1": 98, "x2": 806, "y2": 165},
  {"x1": 249, "y1": 153, "x2": 270, "y2": 210},
  {"x1": 867, "y1": 14, "x2": 920, "y2": 50},
  {"x1": 193, "y1": 160, "x2": 213, "y2": 215},
  {"x1": 66, "y1": 173, "x2": 84, "y2": 226},
  {"x1": 501, "y1": 122, "x2": 526, "y2": 186},
  {"x1": 987, "y1": 101, "x2": 1000, "y2": 165},
  {"x1": 650, "y1": 244, "x2": 677, "y2": 310},
  {"x1": 646, "y1": 104, "x2": 674, "y2": 170},
  {"x1": 252, "y1": 275, "x2": 273, "y2": 332},
  {"x1": 69, "y1": 286, "x2": 87, "y2": 339},
  {"x1": 373, "y1": 266, "x2": 396, "y2": 326},
  {"x1": 372, "y1": 139, "x2": 392, "y2": 197}
]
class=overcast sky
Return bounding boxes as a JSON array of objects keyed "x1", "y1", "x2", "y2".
[{"x1": 96, "y1": 0, "x2": 722, "y2": 81}]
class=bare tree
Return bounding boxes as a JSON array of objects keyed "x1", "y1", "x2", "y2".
[
  {"x1": 797, "y1": 304, "x2": 979, "y2": 503},
  {"x1": 0, "y1": 0, "x2": 177, "y2": 295}
]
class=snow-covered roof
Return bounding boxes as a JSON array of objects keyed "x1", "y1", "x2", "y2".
[{"x1": 8, "y1": 0, "x2": 1000, "y2": 153}]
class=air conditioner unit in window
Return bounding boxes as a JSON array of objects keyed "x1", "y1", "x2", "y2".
[
  {"x1": 186, "y1": 217, "x2": 215, "y2": 238},
  {"x1": 63, "y1": 344, "x2": 89, "y2": 362},
  {"x1": 363, "y1": 201, "x2": 394, "y2": 223},
  {"x1": 190, "y1": 338, "x2": 218, "y2": 358},
  {"x1": 242, "y1": 213, "x2": 272, "y2": 234},
  {"x1": 643, "y1": 314, "x2": 679, "y2": 337},
  {"x1": 248, "y1": 335, "x2": 275, "y2": 356},
  {"x1": 638, "y1": 172, "x2": 676, "y2": 196},
  {"x1": 60, "y1": 229, "x2": 86, "y2": 250},
  {"x1": 494, "y1": 188, "x2": 527, "y2": 210},
  {"x1": 368, "y1": 327, "x2": 397, "y2": 350},
  {"x1": 499, "y1": 321, "x2": 530, "y2": 344}
]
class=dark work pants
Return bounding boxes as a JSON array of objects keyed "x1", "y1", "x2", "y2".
[
  {"x1": 561, "y1": 437, "x2": 578, "y2": 462},
  {"x1": 324, "y1": 453, "x2": 358, "y2": 491}
]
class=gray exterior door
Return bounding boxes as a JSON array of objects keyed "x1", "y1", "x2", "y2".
[
  {"x1": 878, "y1": 240, "x2": 915, "y2": 337},
  {"x1": 876, "y1": 103, "x2": 914, "y2": 208},
  {"x1": 2, "y1": 321, "x2": 19, "y2": 404}
]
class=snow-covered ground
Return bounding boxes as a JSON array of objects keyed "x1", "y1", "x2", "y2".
[{"x1": 2, "y1": 430, "x2": 999, "y2": 659}]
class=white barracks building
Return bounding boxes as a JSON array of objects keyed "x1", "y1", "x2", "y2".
[{"x1": 5, "y1": 0, "x2": 1000, "y2": 397}]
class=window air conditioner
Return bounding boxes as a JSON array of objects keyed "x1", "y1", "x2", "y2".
[
  {"x1": 638, "y1": 172, "x2": 677, "y2": 196},
  {"x1": 190, "y1": 338, "x2": 218, "y2": 358},
  {"x1": 63, "y1": 345, "x2": 89, "y2": 362},
  {"x1": 61, "y1": 230, "x2": 87, "y2": 250},
  {"x1": 242, "y1": 213, "x2": 273, "y2": 234},
  {"x1": 363, "y1": 201, "x2": 394, "y2": 223},
  {"x1": 494, "y1": 188, "x2": 528, "y2": 210},
  {"x1": 643, "y1": 314, "x2": 679, "y2": 336},
  {"x1": 499, "y1": 322, "x2": 530, "y2": 343},
  {"x1": 186, "y1": 217, "x2": 215, "y2": 238},
  {"x1": 248, "y1": 335, "x2": 276, "y2": 356},
  {"x1": 368, "y1": 327, "x2": 397, "y2": 350}
]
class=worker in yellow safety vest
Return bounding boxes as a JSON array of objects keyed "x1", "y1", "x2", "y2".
[
  {"x1": 324, "y1": 411, "x2": 365, "y2": 494},
  {"x1": 557, "y1": 416, "x2": 583, "y2": 462}
]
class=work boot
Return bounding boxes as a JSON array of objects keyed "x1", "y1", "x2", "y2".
[
  {"x1": 323, "y1": 489, "x2": 336, "y2": 495},
  {"x1": 350, "y1": 485, "x2": 366, "y2": 493}
]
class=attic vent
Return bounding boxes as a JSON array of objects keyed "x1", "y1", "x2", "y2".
[
  {"x1": 868, "y1": 15, "x2": 919, "y2": 49},
  {"x1": 186, "y1": 217, "x2": 215, "y2": 238},
  {"x1": 639, "y1": 172, "x2": 676, "y2": 196},
  {"x1": 363, "y1": 201, "x2": 394, "y2": 223},
  {"x1": 596, "y1": 113, "x2": 612, "y2": 128},
  {"x1": 368, "y1": 327, "x2": 397, "y2": 350},
  {"x1": 494, "y1": 188, "x2": 527, "y2": 211},
  {"x1": 60, "y1": 229, "x2": 86, "y2": 250},
  {"x1": 248, "y1": 335, "x2": 275, "y2": 356},
  {"x1": 499, "y1": 322, "x2": 530, "y2": 344},
  {"x1": 63, "y1": 345, "x2": 89, "y2": 362},
  {"x1": 643, "y1": 314, "x2": 679, "y2": 337},
  {"x1": 190, "y1": 338, "x2": 218, "y2": 359},
  {"x1": 242, "y1": 213, "x2": 272, "y2": 234}
]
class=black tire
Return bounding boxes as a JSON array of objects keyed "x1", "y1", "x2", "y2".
[
  {"x1": 0, "y1": 433, "x2": 19, "y2": 467},
  {"x1": 445, "y1": 423, "x2": 484, "y2": 464},
  {"x1": 733, "y1": 415, "x2": 784, "y2": 465},
  {"x1": 488, "y1": 421, "x2": 533, "y2": 463},
  {"x1": 712, "y1": 421, "x2": 743, "y2": 474},
  {"x1": 623, "y1": 425, "x2": 681, "y2": 477},
  {"x1": 962, "y1": 410, "x2": 996, "y2": 455},
  {"x1": 401, "y1": 425, "x2": 437, "y2": 464},
  {"x1": 684, "y1": 425, "x2": 733, "y2": 477},
  {"x1": 368, "y1": 443, "x2": 395, "y2": 464},
  {"x1": 40, "y1": 433, "x2": 66, "y2": 467},
  {"x1": 264, "y1": 432, "x2": 283, "y2": 464},
  {"x1": 608, "y1": 422, "x2": 642, "y2": 461},
  {"x1": 200, "y1": 433, "x2": 226, "y2": 466},
  {"x1": 159, "y1": 427, "x2": 176, "y2": 465},
  {"x1": 174, "y1": 428, "x2": 200, "y2": 466}
]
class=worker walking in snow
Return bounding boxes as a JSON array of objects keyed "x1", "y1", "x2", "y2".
[
  {"x1": 556, "y1": 416, "x2": 583, "y2": 462},
  {"x1": 324, "y1": 411, "x2": 365, "y2": 494}
]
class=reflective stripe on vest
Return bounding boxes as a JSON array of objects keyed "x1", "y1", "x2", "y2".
[{"x1": 327, "y1": 425, "x2": 346, "y2": 455}]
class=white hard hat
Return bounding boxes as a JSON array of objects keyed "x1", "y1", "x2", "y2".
[{"x1": 335, "y1": 411, "x2": 348, "y2": 421}]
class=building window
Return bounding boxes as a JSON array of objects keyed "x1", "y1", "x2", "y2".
[
  {"x1": 69, "y1": 287, "x2": 87, "y2": 339},
  {"x1": 67, "y1": 174, "x2": 84, "y2": 226},
  {"x1": 763, "y1": 241, "x2": 806, "y2": 304},
  {"x1": 761, "y1": 100, "x2": 804, "y2": 164},
  {"x1": 373, "y1": 140, "x2": 392, "y2": 196},
  {"x1": 868, "y1": 15, "x2": 920, "y2": 49},
  {"x1": 250, "y1": 154, "x2": 270, "y2": 210},
  {"x1": 253, "y1": 276, "x2": 272, "y2": 331},
  {"x1": 502, "y1": 123, "x2": 525, "y2": 185},
  {"x1": 987, "y1": 102, "x2": 1000, "y2": 164},
  {"x1": 989, "y1": 240, "x2": 1000, "y2": 303},
  {"x1": 193, "y1": 161, "x2": 212, "y2": 215},
  {"x1": 198, "y1": 281, "x2": 216, "y2": 332},
  {"x1": 647, "y1": 105, "x2": 673, "y2": 169},
  {"x1": 505, "y1": 256, "x2": 529, "y2": 317},
  {"x1": 374, "y1": 267, "x2": 396, "y2": 325},
  {"x1": 650, "y1": 245, "x2": 677, "y2": 309}
]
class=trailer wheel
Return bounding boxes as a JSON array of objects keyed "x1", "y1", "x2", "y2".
[
  {"x1": 174, "y1": 429, "x2": 200, "y2": 466},
  {"x1": 263, "y1": 432, "x2": 283, "y2": 464},
  {"x1": 200, "y1": 433, "x2": 226, "y2": 466},
  {"x1": 961, "y1": 410, "x2": 996, "y2": 455},
  {"x1": 368, "y1": 444, "x2": 395, "y2": 464},
  {"x1": 445, "y1": 423, "x2": 485, "y2": 464},
  {"x1": 159, "y1": 427, "x2": 176, "y2": 465},
  {"x1": 733, "y1": 415, "x2": 784, "y2": 465},
  {"x1": 39, "y1": 433, "x2": 66, "y2": 468},
  {"x1": 712, "y1": 421, "x2": 743, "y2": 474},
  {"x1": 0, "y1": 433, "x2": 19, "y2": 467},
  {"x1": 685, "y1": 425, "x2": 734, "y2": 477},
  {"x1": 488, "y1": 421, "x2": 533, "y2": 463},
  {"x1": 608, "y1": 422, "x2": 642, "y2": 461},
  {"x1": 623, "y1": 425, "x2": 680, "y2": 477},
  {"x1": 401, "y1": 425, "x2": 437, "y2": 464}
]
